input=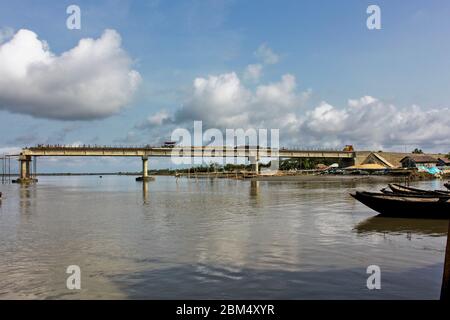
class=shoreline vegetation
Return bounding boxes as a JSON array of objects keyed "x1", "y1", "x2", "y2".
[{"x1": 2, "y1": 168, "x2": 448, "y2": 182}]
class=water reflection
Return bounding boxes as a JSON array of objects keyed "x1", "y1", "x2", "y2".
[
  {"x1": 250, "y1": 180, "x2": 260, "y2": 197},
  {"x1": 19, "y1": 184, "x2": 36, "y2": 218},
  {"x1": 355, "y1": 216, "x2": 449, "y2": 237},
  {"x1": 111, "y1": 262, "x2": 444, "y2": 299},
  {"x1": 1, "y1": 176, "x2": 448, "y2": 299},
  {"x1": 142, "y1": 181, "x2": 149, "y2": 204}
]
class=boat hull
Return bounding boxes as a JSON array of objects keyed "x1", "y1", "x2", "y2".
[
  {"x1": 388, "y1": 183, "x2": 450, "y2": 196},
  {"x1": 351, "y1": 192, "x2": 450, "y2": 219}
]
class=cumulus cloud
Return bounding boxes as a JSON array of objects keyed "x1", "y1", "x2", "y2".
[
  {"x1": 305, "y1": 102, "x2": 348, "y2": 133},
  {"x1": 255, "y1": 43, "x2": 279, "y2": 65},
  {"x1": 348, "y1": 95, "x2": 378, "y2": 108},
  {"x1": 138, "y1": 66, "x2": 450, "y2": 151},
  {"x1": 0, "y1": 29, "x2": 141, "y2": 120},
  {"x1": 173, "y1": 72, "x2": 309, "y2": 130},
  {"x1": 302, "y1": 97, "x2": 450, "y2": 150}
]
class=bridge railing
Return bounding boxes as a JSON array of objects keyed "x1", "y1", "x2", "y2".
[{"x1": 27, "y1": 144, "x2": 349, "y2": 152}]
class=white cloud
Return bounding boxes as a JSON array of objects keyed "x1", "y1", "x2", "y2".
[
  {"x1": 305, "y1": 102, "x2": 348, "y2": 133},
  {"x1": 173, "y1": 72, "x2": 309, "y2": 130},
  {"x1": 243, "y1": 63, "x2": 263, "y2": 82},
  {"x1": 348, "y1": 96, "x2": 378, "y2": 108},
  {"x1": 254, "y1": 74, "x2": 300, "y2": 108},
  {"x1": 301, "y1": 97, "x2": 450, "y2": 150},
  {"x1": 147, "y1": 67, "x2": 450, "y2": 152},
  {"x1": 0, "y1": 29, "x2": 141, "y2": 120},
  {"x1": 255, "y1": 43, "x2": 279, "y2": 65}
]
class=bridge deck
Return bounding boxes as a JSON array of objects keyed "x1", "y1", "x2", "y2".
[{"x1": 20, "y1": 146, "x2": 355, "y2": 159}]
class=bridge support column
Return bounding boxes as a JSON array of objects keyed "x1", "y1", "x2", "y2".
[
  {"x1": 143, "y1": 156, "x2": 148, "y2": 178},
  {"x1": 136, "y1": 156, "x2": 155, "y2": 182},
  {"x1": 20, "y1": 158, "x2": 27, "y2": 179},
  {"x1": 15, "y1": 155, "x2": 38, "y2": 184},
  {"x1": 249, "y1": 156, "x2": 260, "y2": 175}
]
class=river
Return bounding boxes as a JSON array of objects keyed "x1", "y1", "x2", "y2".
[{"x1": 0, "y1": 176, "x2": 448, "y2": 299}]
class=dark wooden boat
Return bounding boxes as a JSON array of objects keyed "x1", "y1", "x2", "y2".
[
  {"x1": 351, "y1": 191, "x2": 450, "y2": 218},
  {"x1": 387, "y1": 183, "x2": 450, "y2": 196},
  {"x1": 380, "y1": 188, "x2": 450, "y2": 198}
]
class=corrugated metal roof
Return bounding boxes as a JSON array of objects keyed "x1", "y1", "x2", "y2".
[{"x1": 400, "y1": 155, "x2": 438, "y2": 163}]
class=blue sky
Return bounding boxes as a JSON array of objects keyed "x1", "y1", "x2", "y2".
[{"x1": 1, "y1": 0, "x2": 450, "y2": 171}]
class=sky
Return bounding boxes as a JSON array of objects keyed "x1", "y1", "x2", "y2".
[{"x1": 0, "y1": 0, "x2": 450, "y2": 172}]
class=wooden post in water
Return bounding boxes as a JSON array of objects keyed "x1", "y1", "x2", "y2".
[
  {"x1": 441, "y1": 220, "x2": 450, "y2": 300},
  {"x1": 1, "y1": 157, "x2": 4, "y2": 184}
]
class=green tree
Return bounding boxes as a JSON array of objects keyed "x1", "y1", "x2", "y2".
[{"x1": 412, "y1": 148, "x2": 423, "y2": 154}]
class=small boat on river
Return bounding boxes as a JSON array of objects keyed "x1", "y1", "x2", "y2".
[
  {"x1": 351, "y1": 191, "x2": 450, "y2": 218},
  {"x1": 383, "y1": 183, "x2": 450, "y2": 196}
]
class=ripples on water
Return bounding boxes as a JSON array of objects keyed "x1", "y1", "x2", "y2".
[{"x1": 0, "y1": 176, "x2": 448, "y2": 299}]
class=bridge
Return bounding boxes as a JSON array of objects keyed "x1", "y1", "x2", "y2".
[{"x1": 12, "y1": 145, "x2": 356, "y2": 183}]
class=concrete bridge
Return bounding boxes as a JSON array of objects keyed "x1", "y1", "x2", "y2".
[{"x1": 15, "y1": 145, "x2": 356, "y2": 183}]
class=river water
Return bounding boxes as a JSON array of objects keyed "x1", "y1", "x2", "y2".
[{"x1": 0, "y1": 176, "x2": 448, "y2": 299}]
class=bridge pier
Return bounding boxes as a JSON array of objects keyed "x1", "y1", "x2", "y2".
[
  {"x1": 136, "y1": 156, "x2": 154, "y2": 182},
  {"x1": 14, "y1": 155, "x2": 38, "y2": 184},
  {"x1": 249, "y1": 156, "x2": 260, "y2": 174}
]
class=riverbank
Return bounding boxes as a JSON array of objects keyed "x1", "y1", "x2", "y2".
[
  {"x1": 252, "y1": 174, "x2": 406, "y2": 182},
  {"x1": 2, "y1": 169, "x2": 448, "y2": 181}
]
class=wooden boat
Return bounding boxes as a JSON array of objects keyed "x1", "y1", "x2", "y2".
[
  {"x1": 351, "y1": 191, "x2": 450, "y2": 218},
  {"x1": 387, "y1": 183, "x2": 450, "y2": 196},
  {"x1": 380, "y1": 188, "x2": 450, "y2": 197}
]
